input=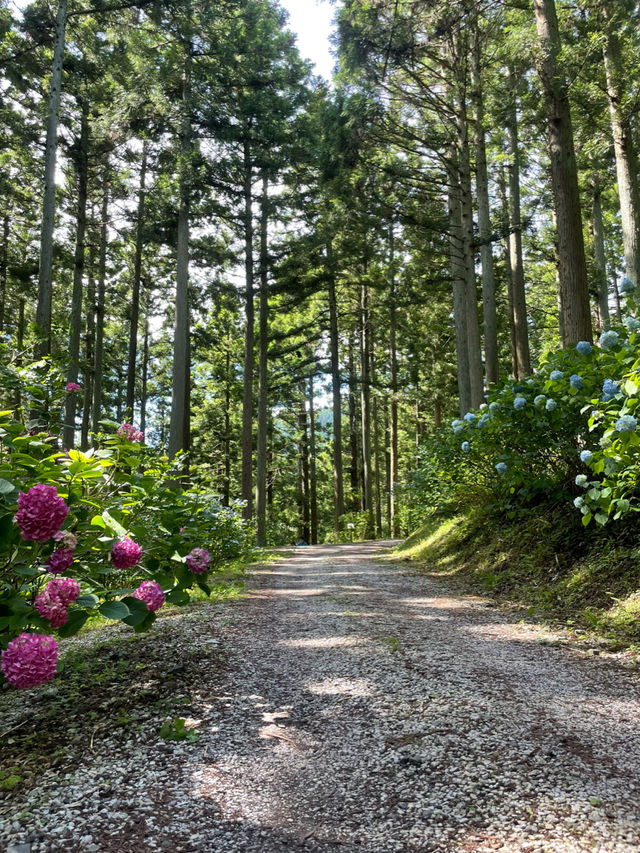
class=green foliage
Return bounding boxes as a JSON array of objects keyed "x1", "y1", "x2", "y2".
[
  {"x1": 159, "y1": 717, "x2": 199, "y2": 742},
  {"x1": 0, "y1": 358, "x2": 249, "y2": 688},
  {"x1": 405, "y1": 292, "x2": 640, "y2": 526}
]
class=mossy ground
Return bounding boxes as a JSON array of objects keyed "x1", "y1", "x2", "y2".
[{"x1": 392, "y1": 508, "x2": 640, "y2": 651}]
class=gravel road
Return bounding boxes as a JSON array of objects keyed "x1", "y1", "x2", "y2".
[{"x1": 1, "y1": 541, "x2": 640, "y2": 853}]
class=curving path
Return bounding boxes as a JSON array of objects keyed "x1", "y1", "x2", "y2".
[{"x1": 1, "y1": 541, "x2": 640, "y2": 853}]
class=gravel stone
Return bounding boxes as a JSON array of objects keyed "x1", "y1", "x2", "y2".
[{"x1": 1, "y1": 541, "x2": 640, "y2": 852}]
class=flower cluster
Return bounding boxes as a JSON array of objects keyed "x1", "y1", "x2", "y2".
[
  {"x1": 549, "y1": 370, "x2": 564, "y2": 381},
  {"x1": 513, "y1": 396, "x2": 526, "y2": 411},
  {"x1": 495, "y1": 462, "x2": 508, "y2": 475},
  {"x1": 546, "y1": 399, "x2": 557, "y2": 411},
  {"x1": 461, "y1": 441, "x2": 470, "y2": 452},
  {"x1": 132, "y1": 580, "x2": 165, "y2": 612},
  {"x1": 570, "y1": 374, "x2": 583, "y2": 390},
  {"x1": 621, "y1": 276, "x2": 635, "y2": 294},
  {"x1": 117, "y1": 423, "x2": 144, "y2": 443},
  {"x1": 46, "y1": 548, "x2": 75, "y2": 575},
  {"x1": 65, "y1": 382, "x2": 82, "y2": 392},
  {"x1": 111, "y1": 537, "x2": 143, "y2": 569},
  {"x1": 624, "y1": 316, "x2": 640, "y2": 333},
  {"x1": 15, "y1": 484, "x2": 69, "y2": 542},
  {"x1": 615, "y1": 415, "x2": 638, "y2": 433},
  {"x1": 1, "y1": 633, "x2": 58, "y2": 689},
  {"x1": 602, "y1": 379, "x2": 619, "y2": 401},
  {"x1": 186, "y1": 547, "x2": 210, "y2": 574},
  {"x1": 580, "y1": 450, "x2": 593, "y2": 464},
  {"x1": 576, "y1": 341, "x2": 593, "y2": 355},
  {"x1": 599, "y1": 330, "x2": 619, "y2": 350},
  {"x1": 34, "y1": 577, "x2": 81, "y2": 628}
]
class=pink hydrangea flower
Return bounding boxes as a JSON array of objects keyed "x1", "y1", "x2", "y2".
[
  {"x1": 46, "y1": 577, "x2": 81, "y2": 606},
  {"x1": 34, "y1": 577, "x2": 80, "y2": 628},
  {"x1": 15, "y1": 484, "x2": 69, "y2": 542},
  {"x1": 54, "y1": 530, "x2": 77, "y2": 551},
  {"x1": 186, "y1": 547, "x2": 210, "y2": 575},
  {"x1": 133, "y1": 580, "x2": 165, "y2": 612},
  {"x1": 46, "y1": 548, "x2": 75, "y2": 575},
  {"x1": 111, "y1": 537, "x2": 143, "y2": 569},
  {"x1": 65, "y1": 382, "x2": 82, "y2": 392},
  {"x1": 34, "y1": 591, "x2": 68, "y2": 628},
  {"x1": 117, "y1": 423, "x2": 144, "y2": 443},
  {"x1": 1, "y1": 633, "x2": 58, "y2": 689}
]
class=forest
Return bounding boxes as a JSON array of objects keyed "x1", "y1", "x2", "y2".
[{"x1": 3, "y1": 0, "x2": 640, "y2": 683}]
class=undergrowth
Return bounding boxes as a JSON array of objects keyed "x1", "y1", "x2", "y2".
[{"x1": 393, "y1": 509, "x2": 640, "y2": 650}]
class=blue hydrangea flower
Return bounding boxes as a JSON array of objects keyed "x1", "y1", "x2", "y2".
[
  {"x1": 624, "y1": 316, "x2": 640, "y2": 333},
  {"x1": 546, "y1": 399, "x2": 557, "y2": 411},
  {"x1": 495, "y1": 462, "x2": 508, "y2": 475},
  {"x1": 534, "y1": 395, "x2": 546, "y2": 407},
  {"x1": 576, "y1": 341, "x2": 593, "y2": 355},
  {"x1": 479, "y1": 403, "x2": 488, "y2": 412},
  {"x1": 464, "y1": 412, "x2": 476, "y2": 423},
  {"x1": 454, "y1": 426, "x2": 464, "y2": 436},
  {"x1": 550, "y1": 370, "x2": 564, "y2": 381},
  {"x1": 600, "y1": 435, "x2": 612, "y2": 449},
  {"x1": 602, "y1": 379, "x2": 619, "y2": 401},
  {"x1": 570, "y1": 374, "x2": 583, "y2": 390},
  {"x1": 580, "y1": 450, "x2": 592, "y2": 463},
  {"x1": 599, "y1": 330, "x2": 619, "y2": 350},
  {"x1": 575, "y1": 474, "x2": 588, "y2": 487},
  {"x1": 477, "y1": 414, "x2": 489, "y2": 428},
  {"x1": 451, "y1": 419, "x2": 463, "y2": 430},
  {"x1": 621, "y1": 276, "x2": 635, "y2": 294},
  {"x1": 513, "y1": 396, "x2": 526, "y2": 411},
  {"x1": 526, "y1": 378, "x2": 535, "y2": 387},
  {"x1": 615, "y1": 414, "x2": 638, "y2": 433},
  {"x1": 489, "y1": 402, "x2": 500, "y2": 414},
  {"x1": 461, "y1": 441, "x2": 470, "y2": 452},
  {"x1": 573, "y1": 496, "x2": 585, "y2": 508}
]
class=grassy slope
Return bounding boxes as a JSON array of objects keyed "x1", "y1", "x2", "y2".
[{"x1": 392, "y1": 509, "x2": 640, "y2": 650}]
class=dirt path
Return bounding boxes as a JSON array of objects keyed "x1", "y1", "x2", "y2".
[{"x1": 2, "y1": 542, "x2": 640, "y2": 853}]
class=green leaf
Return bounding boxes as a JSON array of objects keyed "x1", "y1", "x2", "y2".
[
  {"x1": 120, "y1": 596, "x2": 149, "y2": 626},
  {"x1": 624, "y1": 379, "x2": 638, "y2": 397},
  {"x1": 57, "y1": 609, "x2": 89, "y2": 638},
  {"x1": 101, "y1": 511, "x2": 127, "y2": 538},
  {"x1": 166, "y1": 587, "x2": 190, "y2": 606},
  {"x1": 582, "y1": 513, "x2": 592, "y2": 526},
  {"x1": 0, "y1": 478, "x2": 15, "y2": 495},
  {"x1": 595, "y1": 512, "x2": 609, "y2": 526},
  {"x1": 91, "y1": 515, "x2": 107, "y2": 529},
  {"x1": 76, "y1": 594, "x2": 100, "y2": 608},
  {"x1": 98, "y1": 600, "x2": 130, "y2": 620}
]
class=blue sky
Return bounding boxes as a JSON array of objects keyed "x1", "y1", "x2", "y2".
[{"x1": 279, "y1": 0, "x2": 337, "y2": 79}]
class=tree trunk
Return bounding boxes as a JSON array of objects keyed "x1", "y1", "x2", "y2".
[
  {"x1": 140, "y1": 312, "x2": 149, "y2": 437},
  {"x1": 371, "y1": 344, "x2": 382, "y2": 539},
  {"x1": 388, "y1": 224, "x2": 399, "y2": 537},
  {"x1": 93, "y1": 169, "x2": 109, "y2": 437},
  {"x1": 0, "y1": 214, "x2": 8, "y2": 335},
  {"x1": 63, "y1": 105, "x2": 89, "y2": 451},
  {"x1": 80, "y1": 221, "x2": 96, "y2": 451},
  {"x1": 602, "y1": 2, "x2": 640, "y2": 288},
  {"x1": 241, "y1": 138, "x2": 255, "y2": 519},
  {"x1": 169, "y1": 42, "x2": 192, "y2": 460},
  {"x1": 35, "y1": 0, "x2": 67, "y2": 357},
  {"x1": 532, "y1": 0, "x2": 592, "y2": 344},
  {"x1": 591, "y1": 173, "x2": 609, "y2": 331},
  {"x1": 298, "y1": 388, "x2": 310, "y2": 544},
  {"x1": 126, "y1": 141, "x2": 147, "y2": 422},
  {"x1": 309, "y1": 372, "x2": 318, "y2": 545},
  {"x1": 506, "y1": 75, "x2": 531, "y2": 376},
  {"x1": 348, "y1": 331, "x2": 360, "y2": 511},
  {"x1": 471, "y1": 17, "x2": 499, "y2": 386},
  {"x1": 447, "y1": 165, "x2": 472, "y2": 415},
  {"x1": 497, "y1": 165, "x2": 518, "y2": 376},
  {"x1": 326, "y1": 238, "x2": 344, "y2": 536},
  {"x1": 360, "y1": 278, "x2": 374, "y2": 539},
  {"x1": 223, "y1": 340, "x2": 231, "y2": 507},
  {"x1": 256, "y1": 174, "x2": 269, "y2": 547}
]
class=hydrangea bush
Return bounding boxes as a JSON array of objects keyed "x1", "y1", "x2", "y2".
[
  {"x1": 0, "y1": 361, "x2": 250, "y2": 690},
  {"x1": 405, "y1": 286, "x2": 640, "y2": 527}
]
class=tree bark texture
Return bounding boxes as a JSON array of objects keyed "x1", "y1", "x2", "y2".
[
  {"x1": 256, "y1": 175, "x2": 269, "y2": 547},
  {"x1": 326, "y1": 238, "x2": 344, "y2": 535},
  {"x1": 241, "y1": 138, "x2": 255, "y2": 519},
  {"x1": 532, "y1": 0, "x2": 592, "y2": 344},
  {"x1": 126, "y1": 141, "x2": 147, "y2": 422},
  {"x1": 35, "y1": 0, "x2": 67, "y2": 357}
]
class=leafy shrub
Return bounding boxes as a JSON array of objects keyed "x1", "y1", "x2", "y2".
[
  {"x1": 0, "y1": 361, "x2": 249, "y2": 690},
  {"x1": 406, "y1": 287, "x2": 640, "y2": 527}
]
